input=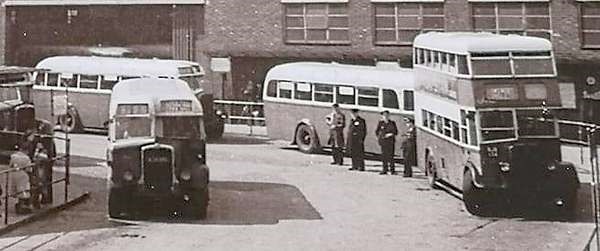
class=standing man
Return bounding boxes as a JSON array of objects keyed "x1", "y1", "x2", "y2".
[
  {"x1": 402, "y1": 118, "x2": 417, "y2": 177},
  {"x1": 326, "y1": 104, "x2": 345, "y2": 165},
  {"x1": 347, "y1": 108, "x2": 366, "y2": 171},
  {"x1": 376, "y1": 110, "x2": 398, "y2": 175}
]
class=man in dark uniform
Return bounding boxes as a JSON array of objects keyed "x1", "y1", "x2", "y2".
[
  {"x1": 402, "y1": 118, "x2": 417, "y2": 177},
  {"x1": 347, "y1": 108, "x2": 366, "y2": 171},
  {"x1": 326, "y1": 104, "x2": 346, "y2": 165},
  {"x1": 376, "y1": 110, "x2": 398, "y2": 175}
]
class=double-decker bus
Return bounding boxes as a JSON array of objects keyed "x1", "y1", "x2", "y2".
[
  {"x1": 413, "y1": 32, "x2": 579, "y2": 216},
  {"x1": 32, "y1": 56, "x2": 226, "y2": 139},
  {"x1": 263, "y1": 62, "x2": 414, "y2": 157}
]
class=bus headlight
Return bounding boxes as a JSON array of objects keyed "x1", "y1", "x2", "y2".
[
  {"x1": 180, "y1": 170, "x2": 192, "y2": 181},
  {"x1": 547, "y1": 164, "x2": 556, "y2": 171},
  {"x1": 216, "y1": 110, "x2": 223, "y2": 116},
  {"x1": 123, "y1": 171, "x2": 134, "y2": 182},
  {"x1": 499, "y1": 162, "x2": 511, "y2": 172}
]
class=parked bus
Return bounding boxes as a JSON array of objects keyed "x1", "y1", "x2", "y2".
[
  {"x1": 32, "y1": 56, "x2": 225, "y2": 138},
  {"x1": 413, "y1": 32, "x2": 579, "y2": 216},
  {"x1": 262, "y1": 62, "x2": 415, "y2": 157}
]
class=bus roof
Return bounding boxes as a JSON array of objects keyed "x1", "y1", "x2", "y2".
[
  {"x1": 110, "y1": 78, "x2": 201, "y2": 111},
  {"x1": 413, "y1": 32, "x2": 552, "y2": 54},
  {"x1": 265, "y1": 62, "x2": 414, "y2": 89},
  {"x1": 35, "y1": 56, "x2": 203, "y2": 77}
]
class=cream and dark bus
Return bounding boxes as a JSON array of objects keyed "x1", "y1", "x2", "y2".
[
  {"x1": 413, "y1": 32, "x2": 579, "y2": 216},
  {"x1": 263, "y1": 62, "x2": 415, "y2": 158},
  {"x1": 33, "y1": 56, "x2": 225, "y2": 139},
  {"x1": 107, "y1": 78, "x2": 209, "y2": 219}
]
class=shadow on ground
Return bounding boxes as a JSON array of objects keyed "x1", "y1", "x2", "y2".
[{"x1": 3, "y1": 176, "x2": 321, "y2": 237}]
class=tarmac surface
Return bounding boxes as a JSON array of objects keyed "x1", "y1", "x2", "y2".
[{"x1": 0, "y1": 125, "x2": 595, "y2": 250}]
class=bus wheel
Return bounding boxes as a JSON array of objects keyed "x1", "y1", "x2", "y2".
[
  {"x1": 426, "y1": 160, "x2": 438, "y2": 189},
  {"x1": 463, "y1": 169, "x2": 488, "y2": 216},
  {"x1": 59, "y1": 109, "x2": 80, "y2": 133},
  {"x1": 296, "y1": 124, "x2": 318, "y2": 154}
]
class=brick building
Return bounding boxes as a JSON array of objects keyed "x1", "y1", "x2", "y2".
[{"x1": 2, "y1": 0, "x2": 600, "y2": 109}]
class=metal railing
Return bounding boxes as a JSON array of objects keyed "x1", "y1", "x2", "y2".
[
  {"x1": 0, "y1": 131, "x2": 70, "y2": 225},
  {"x1": 213, "y1": 100, "x2": 265, "y2": 126}
]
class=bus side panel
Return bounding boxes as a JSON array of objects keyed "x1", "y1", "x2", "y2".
[
  {"x1": 264, "y1": 100, "x2": 412, "y2": 157},
  {"x1": 33, "y1": 88, "x2": 54, "y2": 124},
  {"x1": 34, "y1": 89, "x2": 110, "y2": 129},
  {"x1": 416, "y1": 127, "x2": 478, "y2": 190}
]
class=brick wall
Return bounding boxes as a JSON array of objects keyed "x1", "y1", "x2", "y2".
[{"x1": 196, "y1": 0, "x2": 600, "y2": 99}]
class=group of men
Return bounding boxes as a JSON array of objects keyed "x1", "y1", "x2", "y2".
[
  {"x1": 326, "y1": 104, "x2": 416, "y2": 176},
  {"x1": 5, "y1": 132, "x2": 54, "y2": 214}
]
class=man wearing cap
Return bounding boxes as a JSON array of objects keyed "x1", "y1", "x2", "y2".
[
  {"x1": 347, "y1": 108, "x2": 366, "y2": 171},
  {"x1": 376, "y1": 110, "x2": 398, "y2": 175},
  {"x1": 326, "y1": 104, "x2": 346, "y2": 165},
  {"x1": 402, "y1": 118, "x2": 416, "y2": 177}
]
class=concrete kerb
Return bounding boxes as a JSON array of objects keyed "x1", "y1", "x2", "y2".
[{"x1": 0, "y1": 192, "x2": 90, "y2": 236}]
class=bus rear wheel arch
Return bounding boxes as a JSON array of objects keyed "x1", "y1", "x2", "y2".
[
  {"x1": 424, "y1": 149, "x2": 438, "y2": 189},
  {"x1": 58, "y1": 107, "x2": 82, "y2": 133},
  {"x1": 462, "y1": 168, "x2": 493, "y2": 216},
  {"x1": 295, "y1": 123, "x2": 319, "y2": 154}
]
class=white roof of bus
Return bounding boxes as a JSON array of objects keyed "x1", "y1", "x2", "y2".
[
  {"x1": 265, "y1": 62, "x2": 414, "y2": 89},
  {"x1": 35, "y1": 56, "x2": 202, "y2": 77},
  {"x1": 413, "y1": 32, "x2": 552, "y2": 54},
  {"x1": 111, "y1": 78, "x2": 198, "y2": 105}
]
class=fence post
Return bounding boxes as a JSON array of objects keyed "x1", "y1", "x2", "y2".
[{"x1": 4, "y1": 173, "x2": 8, "y2": 225}]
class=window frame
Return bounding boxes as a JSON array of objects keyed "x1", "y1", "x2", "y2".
[
  {"x1": 471, "y1": 2, "x2": 552, "y2": 40},
  {"x1": 373, "y1": 2, "x2": 446, "y2": 46},
  {"x1": 580, "y1": 2, "x2": 600, "y2": 49},
  {"x1": 284, "y1": 3, "x2": 351, "y2": 45}
]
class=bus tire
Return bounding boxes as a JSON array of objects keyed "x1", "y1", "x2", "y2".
[
  {"x1": 59, "y1": 108, "x2": 81, "y2": 133},
  {"x1": 296, "y1": 124, "x2": 318, "y2": 154},
  {"x1": 463, "y1": 169, "x2": 489, "y2": 216}
]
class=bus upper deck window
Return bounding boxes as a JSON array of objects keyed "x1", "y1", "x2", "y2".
[
  {"x1": 47, "y1": 73, "x2": 59, "y2": 87},
  {"x1": 357, "y1": 87, "x2": 379, "y2": 107},
  {"x1": 60, "y1": 74, "x2": 77, "y2": 88},
  {"x1": 266, "y1": 80, "x2": 277, "y2": 97},
  {"x1": 457, "y1": 55, "x2": 469, "y2": 75},
  {"x1": 80, "y1": 75, "x2": 99, "y2": 89},
  {"x1": 403, "y1": 90, "x2": 414, "y2": 111},
  {"x1": 382, "y1": 89, "x2": 399, "y2": 109},
  {"x1": 471, "y1": 52, "x2": 511, "y2": 76},
  {"x1": 418, "y1": 49, "x2": 425, "y2": 65},
  {"x1": 295, "y1": 82, "x2": 312, "y2": 101},
  {"x1": 336, "y1": 86, "x2": 355, "y2": 105},
  {"x1": 314, "y1": 84, "x2": 333, "y2": 103}
]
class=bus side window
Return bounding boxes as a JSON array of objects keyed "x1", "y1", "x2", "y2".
[
  {"x1": 294, "y1": 82, "x2": 312, "y2": 100},
  {"x1": 336, "y1": 86, "x2": 355, "y2": 105},
  {"x1": 278, "y1": 81, "x2": 293, "y2": 99},
  {"x1": 467, "y1": 111, "x2": 477, "y2": 145},
  {"x1": 457, "y1": 55, "x2": 469, "y2": 75},
  {"x1": 34, "y1": 73, "x2": 45, "y2": 86},
  {"x1": 47, "y1": 73, "x2": 59, "y2": 87},
  {"x1": 314, "y1": 84, "x2": 333, "y2": 103},
  {"x1": 449, "y1": 54, "x2": 456, "y2": 73},
  {"x1": 403, "y1": 90, "x2": 414, "y2": 111},
  {"x1": 418, "y1": 49, "x2": 425, "y2": 65},
  {"x1": 60, "y1": 74, "x2": 77, "y2": 88},
  {"x1": 101, "y1": 76, "x2": 118, "y2": 90},
  {"x1": 357, "y1": 87, "x2": 378, "y2": 107},
  {"x1": 382, "y1": 89, "x2": 399, "y2": 109},
  {"x1": 266, "y1": 80, "x2": 277, "y2": 97},
  {"x1": 422, "y1": 110, "x2": 429, "y2": 127},
  {"x1": 80, "y1": 75, "x2": 99, "y2": 89}
]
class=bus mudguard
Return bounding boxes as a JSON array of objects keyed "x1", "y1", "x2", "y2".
[
  {"x1": 464, "y1": 161, "x2": 485, "y2": 189},
  {"x1": 292, "y1": 119, "x2": 320, "y2": 145}
]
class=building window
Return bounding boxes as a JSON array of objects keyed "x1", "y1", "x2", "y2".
[
  {"x1": 284, "y1": 3, "x2": 350, "y2": 44},
  {"x1": 374, "y1": 3, "x2": 445, "y2": 45},
  {"x1": 471, "y1": 2, "x2": 551, "y2": 40},
  {"x1": 581, "y1": 2, "x2": 600, "y2": 48}
]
